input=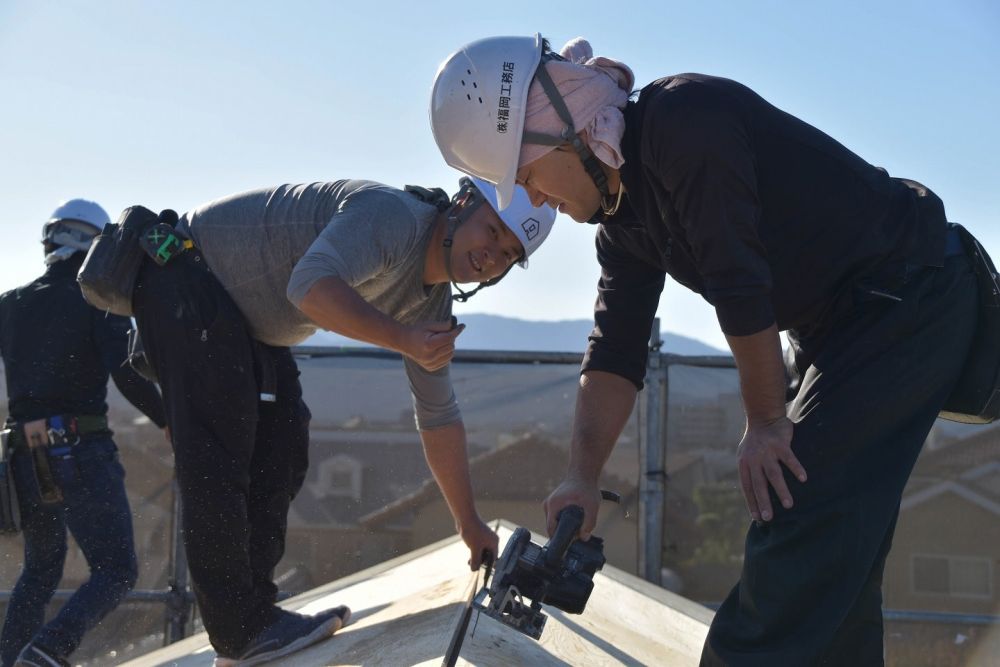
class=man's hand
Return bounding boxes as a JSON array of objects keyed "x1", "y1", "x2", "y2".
[
  {"x1": 399, "y1": 320, "x2": 465, "y2": 371},
  {"x1": 737, "y1": 416, "x2": 806, "y2": 522},
  {"x1": 543, "y1": 476, "x2": 602, "y2": 541},
  {"x1": 458, "y1": 516, "x2": 499, "y2": 570}
]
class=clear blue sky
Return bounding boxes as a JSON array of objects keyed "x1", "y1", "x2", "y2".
[{"x1": 1, "y1": 0, "x2": 997, "y2": 350}]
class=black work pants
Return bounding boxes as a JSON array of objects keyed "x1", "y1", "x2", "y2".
[
  {"x1": 701, "y1": 250, "x2": 978, "y2": 666},
  {"x1": 133, "y1": 255, "x2": 310, "y2": 657}
]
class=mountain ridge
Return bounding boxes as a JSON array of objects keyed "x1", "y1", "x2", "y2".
[{"x1": 304, "y1": 313, "x2": 726, "y2": 356}]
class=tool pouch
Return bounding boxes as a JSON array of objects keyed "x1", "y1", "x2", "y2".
[
  {"x1": 940, "y1": 224, "x2": 1000, "y2": 423},
  {"x1": 78, "y1": 207, "x2": 175, "y2": 317},
  {"x1": 22, "y1": 420, "x2": 64, "y2": 505},
  {"x1": 0, "y1": 431, "x2": 21, "y2": 535}
]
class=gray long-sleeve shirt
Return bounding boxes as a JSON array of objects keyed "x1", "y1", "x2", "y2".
[{"x1": 178, "y1": 180, "x2": 458, "y2": 428}]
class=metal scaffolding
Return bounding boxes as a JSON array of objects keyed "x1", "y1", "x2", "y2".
[{"x1": 3, "y1": 331, "x2": 997, "y2": 649}]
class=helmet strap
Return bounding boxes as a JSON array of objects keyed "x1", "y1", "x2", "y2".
[
  {"x1": 442, "y1": 183, "x2": 483, "y2": 288},
  {"x1": 521, "y1": 57, "x2": 611, "y2": 201},
  {"x1": 442, "y1": 212, "x2": 460, "y2": 284},
  {"x1": 404, "y1": 185, "x2": 452, "y2": 212},
  {"x1": 452, "y1": 262, "x2": 516, "y2": 303}
]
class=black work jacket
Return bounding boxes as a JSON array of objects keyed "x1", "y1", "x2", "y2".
[
  {"x1": 582, "y1": 74, "x2": 947, "y2": 388},
  {"x1": 0, "y1": 254, "x2": 166, "y2": 426}
]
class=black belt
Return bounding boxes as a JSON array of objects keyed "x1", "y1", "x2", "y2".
[{"x1": 4, "y1": 415, "x2": 109, "y2": 450}]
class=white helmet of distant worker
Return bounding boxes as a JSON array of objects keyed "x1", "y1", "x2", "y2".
[
  {"x1": 430, "y1": 34, "x2": 543, "y2": 209},
  {"x1": 41, "y1": 198, "x2": 110, "y2": 264}
]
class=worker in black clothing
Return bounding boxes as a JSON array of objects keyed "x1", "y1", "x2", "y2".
[
  {"x1": 0, "y1": 199, "x2": 167, "y2": 667},
  {"x1": 430, "y1": 35, "x2": 982, "y2": 665}
]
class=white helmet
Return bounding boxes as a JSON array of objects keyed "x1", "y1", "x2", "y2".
[
  {"x1": 430, "y1": 34, "x2": 543, "y2": 210},
  {"x1": 41, "y1": 199, "x2": 109, "y2": 263},
  {"x1": 469, "y1": 177, "x2": 554, "y2": 268},
  {"x1": 44, "y1": 198, "x2": 111, "y2": 235}
]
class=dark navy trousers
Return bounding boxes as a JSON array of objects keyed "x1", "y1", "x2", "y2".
[
  {"x1": 0, "y1": 436, "x2": 137, "y2": 666},
  {"x1": 702, "y1": 250, "x2": 978, "y2": 666}
]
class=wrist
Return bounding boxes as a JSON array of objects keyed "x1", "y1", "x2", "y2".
[
  {"x1": 385, "y1": 321, "x2": 409, "y2": 355},
  {"x1": 746, "y1": 411, "x2": 788, "y2": 428},
  {"x1": 565, "y1": 464, "x2": 600, "y2": 487},
  {"x1": 455, "y1": 510, "x2": 482, "y2": 531}
]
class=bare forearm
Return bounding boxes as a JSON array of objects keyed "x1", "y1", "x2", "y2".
[
  {"x1": 725, "y1": 324, "x2": 787, "y2": 425},
  {"x1": 420, "y1": 421, "x2": 479, "y2": 527},
  {"x1": 298, "y1": 276, "x2": 404, "y2": 352},
  {"x1": 568, "y1": 371, "x2": 638, "y2": 483}
]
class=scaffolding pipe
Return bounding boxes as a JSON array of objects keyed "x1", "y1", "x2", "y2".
[
  {"x1": 637, "y1": 319, "x2": 667, "y2": 584},
  {"x1": 164, "y1": 479, "x2": 192, "y2": 644}
]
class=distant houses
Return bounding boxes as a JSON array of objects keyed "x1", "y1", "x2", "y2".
[{"x1": 886, "y1": 424, "x2": 1000, "y2": 615}]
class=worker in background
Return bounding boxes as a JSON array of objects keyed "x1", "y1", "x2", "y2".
[
  {"x1": 128, "y1": 177, "x2": 555, "y2": 666},
  {"x1": 0, "y1": 199, "x2": 167, "y2": 667}
]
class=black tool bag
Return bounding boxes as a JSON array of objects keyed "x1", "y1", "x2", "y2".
[
  {"x1": 0, "y1": 431, "x2": 21, "y2": 534},
  {"x1": 939, "y1": 224, "x2": 1000, "y2": 423},
  {"x1": 77, "y1": 206, "x2": 173, "y2": 317}
]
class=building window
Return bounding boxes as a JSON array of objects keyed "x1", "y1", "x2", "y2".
[
  {"x1": 911, "y1": 555, "x2": 992, "y2": 599},
  {"x1": 315, "y1": 455, "x2": 363, "y2": 501}
]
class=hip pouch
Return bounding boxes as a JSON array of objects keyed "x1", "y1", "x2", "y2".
[
  {"x1": 22, "y1": 418, "x2": 69, "y2": 506},
  {"x1": 940, "y1": 223, "x2": 1000, "y2": 423},
  {"x1": 78, "y1": 206, "x2": 179, "y2": 317},
  {"x1": 0, "y1": 431, "x2": 21, "y2": 535}
]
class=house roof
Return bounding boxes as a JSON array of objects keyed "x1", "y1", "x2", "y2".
[
  {"x1": 913, "y1": 423, "x2": 1000, "y2": 479},
  {"x1": 900, "y1": 480, "x2": 1000, "y2": 516},
  {"x1": 906, "y1": 425, "x2": 1000, "y2": 508}
]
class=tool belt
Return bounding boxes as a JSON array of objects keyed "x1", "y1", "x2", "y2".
[
  {"x1": 3, "y1": 415, "x2": 109, "y2": 450},
  {"x1": 1, "y1": 415, "x2": 110, "y2": 510},
  {"x1": 78, "y1": 206, "x2": 186, "y2": 317},
  {"x1": 940, "y1": 223, "x2": 1000, "y2": 423}
]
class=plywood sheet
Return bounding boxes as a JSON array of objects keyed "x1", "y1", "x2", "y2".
[{"x1": 124, "y1": 522, "x2": 712, "y2": 667}]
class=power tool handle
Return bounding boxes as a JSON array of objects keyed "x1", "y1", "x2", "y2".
[{"x1": 545, "y1": 504, "x2": 584, "y2": 569}]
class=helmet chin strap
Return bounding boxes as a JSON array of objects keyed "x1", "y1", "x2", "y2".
[
  {"x1": 521, "y1": 52, "x2": 614, "y2": 225},
  {"x1": 451, "y1": 263, "x2": 517, "y2": 303},
  {"x1": 441, "y1": 209, "x2": 462, "y2": 286},
  {"x1": 441, "y1": 182, "x2": 517, "y2": 303}
]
